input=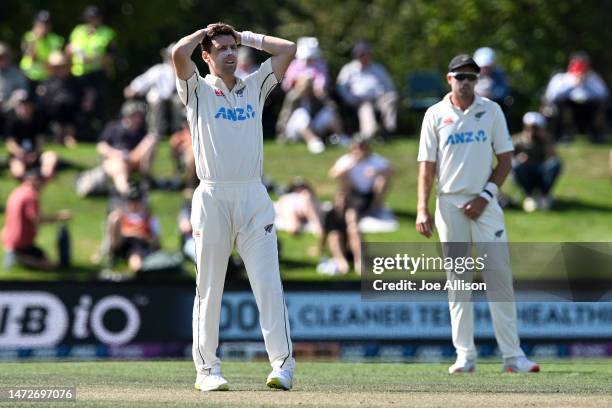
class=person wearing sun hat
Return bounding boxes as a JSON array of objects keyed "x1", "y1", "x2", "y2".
[{"x1": 472, "y1": 47, "x2": 509, "y2": 109}]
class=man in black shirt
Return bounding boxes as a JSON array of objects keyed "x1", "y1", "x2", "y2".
[
  {"x1": 4, "y1": 91, "x2": 57, "y2": 179},
  {"x1": 97, "y1": 100, "x2": 156, "y2": 195}
]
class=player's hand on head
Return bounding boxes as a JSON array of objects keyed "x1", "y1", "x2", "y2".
[
  {"x1": 462, "y1": 197, "x2": 488, "y2": 220},
  {"x1": 416, "y1": 209, "x2": 434, "y2": 238}
]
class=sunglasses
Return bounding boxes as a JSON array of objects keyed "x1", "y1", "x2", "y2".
[{"x1": 449, "y1": 72, "x2": 479, "y2": 82}]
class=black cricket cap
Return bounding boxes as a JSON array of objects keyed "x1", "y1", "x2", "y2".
[{"x1": 448, "y1": 54, "x2": 481, "y2": 73}]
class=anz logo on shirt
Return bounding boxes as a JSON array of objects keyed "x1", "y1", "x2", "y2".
[
  {"x1": 444, "y1": 130, "x2": 487, "y2": 146},
  {"x1": 214, "y1": 105, "x2": 256, "y2": 122}
]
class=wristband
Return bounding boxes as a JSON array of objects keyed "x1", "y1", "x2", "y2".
[
  {"x1": 240, "y1": 31, "x2": 264, "y2": 50},
  {"x1": 479, "y1": 191, "x2": 493, "y2": 202},
  {"x1": 479, "y1": 182, "x2": 499, "y2": 203}
]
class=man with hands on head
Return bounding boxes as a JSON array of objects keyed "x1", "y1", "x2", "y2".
[
  {"x1": 416, "y1": 54, "x2": 539, "y2": 374},
  {"x1": 172, "y1": 23, "x2": 296, "y2": 392}
]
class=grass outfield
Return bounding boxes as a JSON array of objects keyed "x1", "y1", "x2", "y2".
[
  {"x1": 1, "y1": 138, "x2": 611, "y2": 281},
  {"x1": 1, "y1": 360, "x2": 612, "y2": 407}
]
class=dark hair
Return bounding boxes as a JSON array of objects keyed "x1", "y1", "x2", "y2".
[
  {"x1": 570, "y1": 50, "x2": 590, "y2": 64},
  {"x1": 201, "y1": 23, "x2": 238, "y2": 53},
  {"x1": 286, "y1": 177, "x2": 312, "y2": 194}
]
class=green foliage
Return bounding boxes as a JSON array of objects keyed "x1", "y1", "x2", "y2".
[{"x1": 1, "y1": 0, "x2": 611, "y2": 117}]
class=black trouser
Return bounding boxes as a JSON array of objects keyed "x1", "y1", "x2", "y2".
[{"x1": 553, "y1": 99, "x2": 606, "y2": 143}]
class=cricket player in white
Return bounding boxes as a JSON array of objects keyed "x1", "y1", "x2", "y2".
[
  {"x1": 416, "y1": 54, "x2": 539, "y2": 374},
  {"x1": 172, "y1": 23, "x2": 296, "y2": 391}
]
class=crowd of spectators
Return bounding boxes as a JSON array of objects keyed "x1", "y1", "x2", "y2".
[{"x1": 0, "y1": 8, "x2": 610, "y2": 274}]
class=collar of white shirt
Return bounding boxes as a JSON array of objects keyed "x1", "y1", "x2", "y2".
[
  {"x1": 443, "y1": 92, "x2": 484, "y2": 112},
  {"x1": 204, "y1": 74, "x2": 245, "y2": 94}
]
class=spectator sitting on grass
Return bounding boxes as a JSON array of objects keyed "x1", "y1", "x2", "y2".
[
  {"x1": 2, "y1": 169, "x2": 72, "y2": 271},
  {"x1": 329, "y1": 136, "x2": 393, "y2": 218},
  {"x1": 274, "y1": 177, "x2": 323, "y2": 238},
  {"x1": 106, "y1": 184, "x2": 160, "y2": 272},
  {"x1": 282, "y1": 37, "x2": 330, "y2": 95},
  {"x1": 543, "y1": 51, "x2": 609, "y2": 143},
  {"x1": 512, "y1": 112, "x2": 562, "y2": 212},
  {"x1": 97, "y1": 100, "x2": 156, "y2": 195},
  {"x1": 317, "y1": 191, "x2": 362, "y2": 275},
  {"x1": 4, "y1": 90, "x2": 58, "y2": 180},
  {"x1": 276, "y1": 74, "x2": 347, "y2": 154},
  {"x1": 124, "y1": 43, "x2": 183, "y2": 138},
  {"x1": 169, "y1": 118, "x2": 196, "y2": 188},
  {"x1": 336, "y1": 40, "x2": 397, "y2": 141}
]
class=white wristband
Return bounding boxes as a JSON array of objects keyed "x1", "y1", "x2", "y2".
[
  {"x1": 480, "y1": 181, "x2": 499, "y2": 202},
  {"x1": 479, "y1": 191, "x2": 492, "y2": 202},
  {"x1": 240, "y1": 31, "x2": 264, "y2": 50}
]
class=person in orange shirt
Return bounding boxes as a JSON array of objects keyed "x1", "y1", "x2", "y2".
[{"x1": 106, "y1": 185, "x2": 160, "y2": 272}]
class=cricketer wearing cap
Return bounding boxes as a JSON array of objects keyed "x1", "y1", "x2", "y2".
[
  {"x1": 416, "y1": 54, "x2": 539, "y2": 374},
  {"x1": 172, "y1": 23, "x2": 297, "y2": 391}
]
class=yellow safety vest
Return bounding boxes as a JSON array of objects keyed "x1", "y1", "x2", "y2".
[
  {"x1": 19, "y1": 31, "x2": 65, "y2": 81},
  {"x1": 69, "y1": 24, "x2": 116, "y2": 76}
]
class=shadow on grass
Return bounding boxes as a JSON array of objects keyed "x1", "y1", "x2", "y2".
[
  {"x1": 505, "y1": 197, "x2": 612, "y2": 213},
  {"x1": 393, "y1": 209, "x2": 416, "y2": 222},
  {"x1": 0, "y1": 264, "x2": 102, "y2": 282},
  {"x1": 551, "y1": 198, "x2": 612, "y2": 212},
  {"x1": 280, "y1": 258, "x2": 318, "y2": 270},
  {"x1": 57, "y1": 158, "x2": 88, "y2": 172}
]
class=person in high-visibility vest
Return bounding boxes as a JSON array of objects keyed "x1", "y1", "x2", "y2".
[
  {"x1": 66, "y1": 6, "x2": 116, "y2": 78},
  {"x1": 19, "y1": 10, "x2": 65, "y2": 85},
  {"x1": 66, "y1": 5, "x2": 116, "y2": 133}
]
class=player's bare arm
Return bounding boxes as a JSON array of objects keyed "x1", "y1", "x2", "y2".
[
  {"x1": 262, "y1": 36, "x2": 296, "y2": 82},
  {"x1": 463, "y1": 151, "x2": 512, "y2": 220},
  {"x1": 235, "y1": 29, "x2": 296, "y2": 81},
  {"x1": 172, "y1": 28, "x2": 209, "y2": 80},
  {"x1": 416, "y1": 161, "x2": 436, "y2": 238}
]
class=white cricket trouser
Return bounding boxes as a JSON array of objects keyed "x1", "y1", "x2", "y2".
[
  {"x1": 191, "y1": 179, "x2": 294, "y2": 374},
  {"x1": 435, "y1": 194, "x2": 525, "y2": 361}
]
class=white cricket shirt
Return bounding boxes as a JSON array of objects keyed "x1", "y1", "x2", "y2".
[
  {"x1": 331, "y1": 153, "x2": 389, "y2": 194},
  {"x1": 417, "y1": 93, "x2": 513, "y2": 195},
  {"x1": 176, "y1": 58, "x2": 278, "y2": 182}
]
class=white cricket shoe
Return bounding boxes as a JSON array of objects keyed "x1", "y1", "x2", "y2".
[
  {"x1": 503, "y1": 356, "x2": 540, "y2": 373},
  {"x1": 266, "y1": 368, "x2": 293, "y2": 390},
  {"x1": 195, "y1": 370, "x2": 229, "y2": 391},
  {"x1": 448, "y1": 359, "x2": 476, "y2": 374}
]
